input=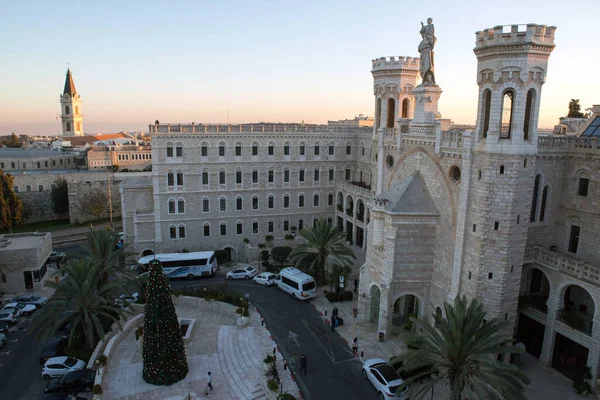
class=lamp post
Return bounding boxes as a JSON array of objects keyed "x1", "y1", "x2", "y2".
[
  {"x1": 245, "y1": 293, "x2": 250, "y2": 313},
  {"x1": 430, "y1": 373, "x2": 438, "y2": 400}
]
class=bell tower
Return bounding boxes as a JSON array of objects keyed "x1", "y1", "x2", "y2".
[{"x1": 60, "y1": 69, "x2": 84, "y2": 137}]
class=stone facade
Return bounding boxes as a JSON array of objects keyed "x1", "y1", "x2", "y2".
[
  {"x1": 0, "y1": 233, "x2": 52, "y2": 294},
  {"x1": 0, "y1": 148, "x2": 79, "y2": 173},
  {"x1": 87, "y1": 144, "x2": 152, "y2": 171}
]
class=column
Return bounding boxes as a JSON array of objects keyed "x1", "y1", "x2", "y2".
[
  {"x1": 539, "y1": 291, "x2": 561, "y2": 366},
  {"x1": 377, "y1": 286, "x2": 393, "y2": 340},
  {"x1": 587, "y1": 308, "x2": 600, "y2": 384}
]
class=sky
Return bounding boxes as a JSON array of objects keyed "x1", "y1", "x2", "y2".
[{"x1": 0, "y1": 0, "x2": 598, "y2": 135}]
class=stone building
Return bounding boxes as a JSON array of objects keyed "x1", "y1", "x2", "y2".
[
  {"x1": 117, "y1": 22, "x2": 600, "y2": 383},
  {"x1": 87, "y1": 143, "x2": 152, "y2": 171},
  {"x1": 0, "y1": 148, "x2": 79, "y2": 174},
  {"x1": 0, "y1": 233, "x2": 52, "y2": 294},
  {"x1": 328, "y1": 114, "x2": 374, "y2": 128}
]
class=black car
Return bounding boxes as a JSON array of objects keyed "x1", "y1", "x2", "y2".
[
  {"x1": 0, "y1": 321, "x2": 8, "y2": 333},
  {"x1": 44, "y1": 369, "x2": 96, "y2": 394},
  {"x1": 39, "y1": 337, "x2": 67, "y2": 364}
]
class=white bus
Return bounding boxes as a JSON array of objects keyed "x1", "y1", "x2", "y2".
[
  {"x1": 275, "y1": 267, "x2": 317, "y2": 300},
  {"x1": 137, "y1": 251, "x2": 218, "y2": 280}
]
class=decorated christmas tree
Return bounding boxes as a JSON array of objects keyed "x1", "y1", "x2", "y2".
[{"x1": 142, "y1": 260, "x2": 188, "y2": 385}]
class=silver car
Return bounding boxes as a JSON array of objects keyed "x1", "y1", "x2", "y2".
[
  {"x1": 0, "y1": 309, "x2": 19, "y2": 325},
  {"x1": 362, "y1": 358, "x2": 409, "y2": 400},
  {"x1": 11, "y1": 294, "x2": 49, "y2": 308}
]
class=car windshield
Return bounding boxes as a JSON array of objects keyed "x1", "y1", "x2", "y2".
[
  {"x1": 64, "y1": 357, "x2": 78, "y2": 367},
  {"x1": 246, "y1": 267, "x2": 255, "y2": 272},
  {"x1": 375, "y1": 363, "x2": 402, "y2": 383},
  {"x1": 31, "y1": 296, "x2": 40, "y2": 301},
  {"x1": 16, "y1": 304, "x2": 25, "y2": 309},
  {"x1": 389, "y1": 384, "x2": 407, "y2": 394},
  {"x1": 267, "y1": 274, "x2": 276, "y2": 280},
  {"x1": 302, "y1": 281, "x2": 316, "y2": 291}
]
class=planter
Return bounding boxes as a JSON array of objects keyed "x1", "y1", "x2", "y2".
[
  {"x1": 264, "y1": 362, "x2": 273, "y2": 372},
  {"x1": 241, "y1": 316, "x2": 250, "y2": 325}
]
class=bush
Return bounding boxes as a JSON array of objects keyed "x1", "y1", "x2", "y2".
[
  {"x1": 243, "y1": 238, "x2": 250, "y2": 244},
  {"x1": 265, "y1": 235, "x2": 274, "y2": 242},
  {"x1": 258, "y1": 243, "x2": 266, "y2": 249},
  {"x1": 236, "y1": 307, "x2": 243, "y2": 315},
  {"x1": 285, "y1": 234, "x2": 295, "y2": 240},
  {"x1": 325, "y1": 291, "x2": 353, "y2": 303},
  {"x1": 95, "y1": 354, "x2": 107, "y2": 366},
  {"x1": 264, "y1": 354, "x2": 275, "y2": 363},
  {"x1": 267, "y1": 378, "x2": 279, "y2": 392},
  {"x1": 93, "y1": 384, "x2": 103, "y2": 395}
]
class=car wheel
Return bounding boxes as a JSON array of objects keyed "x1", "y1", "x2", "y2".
[
  {"x1": 227, "y1": 276, "x2": 232, "y2": 280},
  {"x1": 245, "y1": 275, "x2": 250, "y2": 280},
  {"x1": 379, "y1": 393, "x2": 385, "y2": 400},
  {"x1": 291, "y1": 292, "x2": 296, "y2": 299},
  {"x1": 363, "y1": 369, "x2": 368, "y2": 379},
  {"x1": 42, "y1": 374, "x2": 51, "y2": 380},
  {"x1": 187, "y1": 274, "x2": 194, "y2": 281}
]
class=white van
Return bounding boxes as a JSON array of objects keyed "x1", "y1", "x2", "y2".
[{"x1": 275, "y1": 267, "x2": 317, "y2": 300}]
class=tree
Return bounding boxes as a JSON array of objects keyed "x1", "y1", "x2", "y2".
[
  {"x1": 0, "y1": 169, "x2": 24, "y2": 233},
  {"x1": 33, "y1": 259, "x2": 127, "y2": 349},
  {"x1": 79, "y1": 188, "x2": 107, "y2": 219},
  {"x1": 51, "y1": 178, "x2": 70, "y2": 217},
  {"x1": 567, "y1": 99, "x2": 586, "y2": 118},
  {"x1": 1, "y1": 133, "x2": 22, "y2": 148},
  {"x1": 143, "y1": 260, "x2": 188, "y2": 385},
  {"x1": 271, "y1": 246, "x2": 293, "y2": 267},
  {"x1": 289, "y1": 219, "x2": 356, "y2": 284},
  {"x1": 395, "y1": 296, "x2": 530, "y2": 400}
]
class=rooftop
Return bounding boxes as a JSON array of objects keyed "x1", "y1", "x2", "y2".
[
  {"x1": 0, "y1": 233, "x2": 51, "y2": 252},
  {"x1": 0, "y1": 148, "x2": 70, "y2": 159}
]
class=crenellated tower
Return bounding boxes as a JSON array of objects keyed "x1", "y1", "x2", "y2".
[
  {"x1": 455, "y1": 24, "x2": 556, "y2": 326},
  {"x1": 60, "y1": 69, "x2": 84, "y2": 136}
]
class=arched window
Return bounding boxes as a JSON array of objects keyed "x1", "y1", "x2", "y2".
[
  {"x1": 500, "y1": 89, "x2": 515, "y2": 138},
  {"x1": 283, "y1": 141, "x2": 291, "y2": 156},
  {"x1": 235, "y1": 142, "x2": 242, "y2": 156},
  {"x1": 66, "y1": 122, "x2": 71, "y2": 132},
  {"x1": 376, "y1": 98, "x2": 382, "y2": 129},
  {"x1": 568, "y1": 219, "x2": 581, "y2": 254},
  {"x1": 387, "y1": 98, "x2": 395, "y2": 128},
  {"x1": 166, "y1": 142, "x2": 174, "y2": 158},
  {"x1": 219, "y1": 197, "x2": 227, "y2": 212},
  {"x1": 175, "y1": 142, "x2": 183, "y2": 157},
  {"x1": 203, "y1": 223, "x2": 210, "y2": 237},
  {"x1": 401, "y1": 98, "x2": 409, "y2": 118},
  {"x1": 530, "y1": 174, "x2": 541, "y2": 222},
  {"x1": 268, "y1": 195, "x2": 274, "y2": 209},
  {"x1": 202, "y1": 170, "x2": 209, "y2": 185},
  {"x1": 65, "y1": 106, "x2": 70, "y2": 115},
  {"x1": 236, "y1": 196, "x2": 243, "y2": 211},
  {"x1": 178, "y1": 199, "x2": 185, "y2": 213},
  {"x1": 202, "y1": 197, "x2": 209, "y2": 212},
  {"x1": 523, "y1": 89, "x2": 535, "y2": 141},
  {"x1": 482, "y1": 89, "x2": 491, "y2": 138},
  {"x1": 75, "y1": 106, "x2": 79, "y2": 114},
  {"x1": 76, "y1": 122, "x2": 81, "y2": 132},
  {"x1": 298, "y1": 194, "x2": 305, "y2": 208},
  {"x1": 283, "y1": 194, "x2": 290, "y2": 208},
  {"x1": 539, "y1": 185, "x2": 549, "y2": 222},
  {"x1": 168, "y1": 199, "x2": 175, "y2": 214},
  {"x1": 218, "y1": 142, "x2": 226, "y2": 157},
  {"x1": 167, "y1": 171, "x2": 175, "y2": 187},
  {"x1": 169, "y1": 225, "x2": 177, "y2": 239},
  {"x1": 252, "y1": 195, "x2": 259, "y2": 210},
  {"x1": 179, "y1": 224, "x2": 185, "y2": 239}
]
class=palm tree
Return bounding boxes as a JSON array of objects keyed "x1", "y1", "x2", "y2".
[
  {"x1": 34, "y1": 259, "x2": 128, "y2": 349},
  {"x1": 289, "y1": 219, "x2": 356, "y2": 284},
  {"x1": 395, "y1": 296, "x2": 530, "y2": 400}
]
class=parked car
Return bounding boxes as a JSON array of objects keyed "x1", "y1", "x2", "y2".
[
  {"x1": 11, "y1": 294, "x2": 49, "y2": 308},
  {"x1": 44, "y1": 369, "x2": 96, "y2": 394},
  {"x1": 362, "y1": 358, "x2": 409, "y2": 400},
  {"x1": 114, "y1": 292, "x2": 139, "y2": 308},
  {"x1": 226, "y1": 266, "x2": 258, "y2": 280},
  {"x1": 0, "y1": 333, "x2": 6, "y2": 348},
  {"x1": 3, "y1": 302, "x2": 37, "y2": 316},
  {"x1": 0, "y1": 321, "x2": 8, "y2": 333},
  {"x1": 39, "y1": 337, "x2": 67, "y2": 364},
  {"x1": 253, "y1": 272, "x2": 277, "y2": 286},
  {"x1": 0, "y1": 309, "x2": 19, "y2": 325},
  {"x1": 48, "y1": 250, "x2": 67, "y2": 262},
  {"x1": 42, "y1": 356, "x2": 86, "y2": 380}
]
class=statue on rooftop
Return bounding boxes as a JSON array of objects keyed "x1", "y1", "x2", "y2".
[{"x1": 418, "y1": 18, "x2": 437, "y2": 86}]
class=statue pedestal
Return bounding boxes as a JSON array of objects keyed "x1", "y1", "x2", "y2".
[{"x1": 412, "y1": 84, "x2": 443, "y2": 127}]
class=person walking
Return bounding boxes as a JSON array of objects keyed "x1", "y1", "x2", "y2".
[
  {"x1": 207, "y1": 371, "x2": 213, "y2": 390},
  {"x1": 290, "y1": 354, "x2": 297, "y2": 373},
  {"x1": 352, "y1": 337, "x2": 359, "y2": 357},
  {"x1": 354, "y1": 278, "x2": 359, "y2": 293},
  {"x1": 299, "y1": 354, "x2": 308, "y2": 375}
]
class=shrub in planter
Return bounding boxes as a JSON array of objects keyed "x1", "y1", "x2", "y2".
[
  {"x1": 93, "y1": 384, "x2": 103, "y2": 395},
  {"x1": 267, "y1": 378, "x2": 279, "y2": 392},
  {"x1": 243, "y1": 238, "x2": 250, "y2": 244},
  {"x1": 258, "y1": 243, "x2": 266, "y2": 249},
  {"x1": 235, "y1": 307, "x2": 243, "y2": 315},
  {"x1": 264, "y1": 354, "x2": 275, "y2": 364},
  {"x1": 285, "y1": 234, "x2": 295, "y2": 241},
  {"x1": 95, "y1": 354, "x2": 107, "y2": 367},
  {"x1": 265, "y1": 235, "x2": 274, "y2": 242}
]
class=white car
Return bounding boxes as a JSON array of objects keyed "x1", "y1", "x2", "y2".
[
  {"x1": 362, "y1": 358, "x2": 409, "y2": 400},
  {"x1": 226, "y1": 266, "x2": 258, "y2": 280},
  {"x1": 11, "y1": 294, "x2": 49, "y2": 307},
  {"x1": 0, "y1": 309, "x2": 19, "y2": 325},
  {"x1": 2, "y1": 302, "x2": 37, "y2": 316},
  {"x1": 253, "y1": 272, "x2": 277, "y2": 286},
  {"x1": 42, "y1": 356, "x2": 86, "y2": 380}
]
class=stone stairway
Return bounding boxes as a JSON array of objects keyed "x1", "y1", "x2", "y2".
[{"x1": 217, "y1": 326, "x2": 268, "y2": 400}]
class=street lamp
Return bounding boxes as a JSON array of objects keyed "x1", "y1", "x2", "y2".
[
  {"x1": 245, "y1": 293, "x2": 250, "y2": 311},
  {"x1": 430, "y1": 373, "x2": 438, "y2": 400}
]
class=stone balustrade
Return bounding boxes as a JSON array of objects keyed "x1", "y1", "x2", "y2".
[
  {"x1": 524, "y1": 245, "x2": 600, "y2": 286},
  {"x1": 538, "y1": 136, "x2": 600, "y2": 155},
  {"x1": 149, "y1": 123, "x2": 372, "y2": 135},
  {"x1": 337, "y1": 180, "x2": 373, "y2": 201}
]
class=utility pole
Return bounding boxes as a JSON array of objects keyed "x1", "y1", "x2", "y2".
[{"x1": 107, "y1": 167, "x2": 113, "y2": 227}]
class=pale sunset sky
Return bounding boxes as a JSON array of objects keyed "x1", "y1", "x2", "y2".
[{"x1": 0, "y1": 0, "x2": 598, "y2": 135}]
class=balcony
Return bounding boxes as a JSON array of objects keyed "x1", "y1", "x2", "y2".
[
  {"x1": 518, "y1": 294, "x2": 548, "y2": 314},
  {"x1": 337, "y1": 181, "x2": 372, "y2": 200},
  {"x1": 524, "y1": 245, "x2": 600, "y2": 286},
  {"x1": 557, "y1": 308, "x2": 593, "y2": 336}
]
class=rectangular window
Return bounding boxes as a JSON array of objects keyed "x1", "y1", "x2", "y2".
[
  {"x1": 284, "y1": 170, "x2": 290, "y2": 183},
  {"x1": 313, "y1": 218, "x2": 318, "y2": 227},
  {"x1": 300, "y1": 145, "x2": 305, "y2": 156},
  {"x1": 345, "y1": 169, "x2": 351, "y2": 181},
  {"x1": 0, "y1": 162, "x2": 4, "y2": 168},
  {"x1": 329, "y1": 145, "x2": 334, "y2": 155},
  {"x1": 38, "y1": 184, "x2": 44, "y2": 192},
  {"x1": 220, "y1": 198, "x2": 226, "y2": 211},
  {"x1": 37, "y1": 162, "x2": 40, "y2": 168},
  {"x1": 179, "y1": 226, "x2": 186, "y2": 238},
  {"x1": 298, "y1": 219, "x2": 304, "y2": 231},
  {"x1": 203, "y1": 199, "x2": 209, "y2": 212},
  {"x1": 220, "y1": 224, "x2": 227, "y2": 236},
  {"x1": 176, "y1": 147, "x2": 183, "y2": 157},
  {"x1": 235, "y1": 145, "x2": 242, "y2": 156},
  {"x1": 268, "y1": 170, "x2": 274, "y2": 183},
  {"x1": 236, "y1": 197, "x2": 242, "y2": 210},
  {"x1": 237, "y1": 223, "x2": 243, "y2": 235},
  {"x1": 219, "y1": 146, "x2": 225, "y2": 157},
  {"x1": 283, "y1": 220, "x2": 289, "y2": 231},
  {"x1": 284, "y1": 196, "x2": 290, "y2": 208},
  {"x1": 298, "y1": 195, "x2": 304, "y2": 207},
  {"x1": 329, "y1": 169, "x2": 334, "y2": 181},
  {"x1": 314, "y1": 170, "x2": 320, "y2": 182},
  {"x1": 177, "y1": 172, "x2": 184, "y2": 186},
  {"x1": 284, "y1": 145, "x2": 290, "y2": 155},
  {"x1": 578, "y1": 178, "x2": 589, "y2": 197},
  {"x1": 26, "y1": 185, "x2": 32, "y2": 192},
  {"x1": 268, "y1": 145, "x2": 274, "y2": 156},
  {"x1": 314, "y1": 145, "x2": 320, "y2": 155},
  {"x1": 568, "y1": 225, "x2": 580, "y2": 254},
  {"x1": 268, "y1": 221, "x2": 274, "y2": 233},
  {"x1": 346, "y1": 145, "x2": 352, "y2": 155},
  {"x1": 252, "y1": 145, "x2": 258, "y2": 156},
  {"x1": 252, "y1": 170, "x2": 258, "y2": 183},
  {"x1": 253, "y1": 222, "x2": 259, "y2": 234},
  {"x1": 252, "y1": 197, "x2": 258, "y2": 210},
  {"x1": 299, "y1": 170, "x2": 305, "y2": 182},
  {"x1": 202, "y1": 172, "x2": 209, "y2": 185},
  {"x1": 167, "y1": 147, "x2": 173, "y2": 157},
  {"x1": 328, "y1": 193, "x2": 334, "y2": 206},
  {"x1": 327, "y1": 217, "x2": 333, "y2": 227},
  {"x1": 170, "y1": 226, "x2": 177, "y2": 239},
  {"x1": 204, "y1": 225, "x2": 210, "y2": 237},
  {"x1": 313, "y1": 194, "x2": 319, "y2": 207},
  {"x1": 201, "y1": 146, "x2": 208, "y2": 157},
  {"x1": 12, "y1": 162, "x2": 16, "y2": 168},
  {"x1": 219, "y1": 171, "x2": 226, "y2": 184},
  {"x1": 236, "y1": 171, "x2": 242, "y2": 184}
]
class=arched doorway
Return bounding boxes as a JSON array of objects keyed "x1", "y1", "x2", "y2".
[
  {"x1": 392, "y1": 294, "x2": 420, "y2": 334},
  {"x1": 370, "y1": 285, "x2": 381, "y2": 325},
  {"x1": 141, "y1": 249, "x2": 154, "y2": 257}
]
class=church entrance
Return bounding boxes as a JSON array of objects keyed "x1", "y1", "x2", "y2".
[
  {"x1": 369, "y1": 285, "x2": 381, "y2": 325},
  {"x1": 392, "y1": 295, "x2": 419, "y2": 334}
]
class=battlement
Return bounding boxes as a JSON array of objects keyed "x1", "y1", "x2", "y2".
[
  {"x1": 475, "y1": 24, "x2": 556, "y2": 49},
  {"x1": 371, "y1": 56, "x2": 419, "y2": 72}
]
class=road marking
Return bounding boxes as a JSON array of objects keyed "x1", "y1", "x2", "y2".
[
  {"x1": 0, "y1": 351, "x2": 10, "y2": 355},
  {"x1": 6, "y1": 339, "x2": 18, "y2": 343}
]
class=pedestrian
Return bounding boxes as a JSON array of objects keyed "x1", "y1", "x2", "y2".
[
  {"x1": 354, "y1": 278, "x2": 359, "y2": 293},
  {"x1": 207, "y1": 371, "x2": 213, "y2": 390},
  {"x1": 290, "y1": 354, "x2": 297, "y2": 373},
  {"x1": 352, "y1": 337, "x2": 358, "y2": 357},
  {"x1": 299, "y1": 354, "x2": 308, "y2": 375}
]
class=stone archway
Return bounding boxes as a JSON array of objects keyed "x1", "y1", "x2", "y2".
[
  {"x1": 370, "y1": 285, "x2": 381, "y2": 325},
  {"x1": 141, "y1": 249, "x2": 154, "y2": 257},
  {"x1": 391, "y1": 294, "x2": 420, "y2": 334}
]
